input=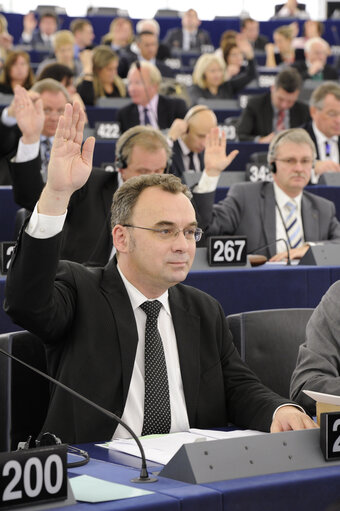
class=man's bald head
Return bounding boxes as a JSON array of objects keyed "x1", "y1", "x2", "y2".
[{"x1": 182, "y1": 106, "x2": 217, "y2": 153}]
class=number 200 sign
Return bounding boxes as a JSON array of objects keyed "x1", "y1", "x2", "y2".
[
  {"x1": 208, "y1": 236, "x2": 247, "y2": 266},
  {"x1": 0, "y1": 445, "x2": 67, "y2": 508}
]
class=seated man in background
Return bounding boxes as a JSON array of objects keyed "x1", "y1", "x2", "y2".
[
  {"x1": 19, "y1": 11, "x2": 58, "y2": 50},
  {"x1": 193, "y1": 128, "x2": 340, "y2": 261},
  {"x1": 0, "y1": 79, "x2": 70, "y2": 177},
  {"x1": 292, "y1": 37, "x2": 338, "y2": 81},
  {"x1": 302, "y1": 82, "x2": 340, "y2": 181},
  {"x1": 167, "y1": 105, "x2": 218, "y2": 179},
  {"x1": 69, "y1": 18, "x2": 95, "y2": 58},
  {"x1": 240, "y1": 17, "x2": 269, "y2": 51},
  {"x1": 134, "y1": 31, "x2": 175, "y2": 78},
  {"x1": 163, "y1": 8, "x2": 212, "y2": 53},
  {"x1": 236, "y1": 67, "x2": 310, "y2": 143},
  {"x1": 135, "y1": 18, "x2": 170, "y2": 61},
  {"x1": 116, "y1": 61, "x2": 187, "y2": 133},
  {"x1": 290, "y1": 280, "x2": 340, "y2": 416},
  {"x1": 4, "y1": 102, "x2": 316, "y2": 443}
]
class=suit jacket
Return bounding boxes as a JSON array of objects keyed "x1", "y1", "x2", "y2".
[
  {"x1": 170, "y1": 139, "x2": 204, "y2": 180},
  {"x1": 116, "y1": 94, "x2": 187, "y2": 133},
  {"x1": 236, "y1": 91, "x2": 311, "y2": 141},
  {"x1": 254, "y1": 34, "x2": 269, "y2": 51},
  {"x1": 290, "y1": 280, "x2": 340, "y2": 415},
  {"x1": 163, "y1": 27, "x2": 212, "y2": 51},
  {"x1": 303, "y1": 122, "x2": 340, "y2": 161},
  {"x1": 4, "y1": 230, "x2": 289, "y2": 443},
  {"x1": 9, "y1": 156, "x2": 118, "y2": 265},
  {"x1": 292, "y1": 61, "x2": 339, "y2": 81},
  {"x1": 194, "y1": 181, "x2": 340, "y2": 257}
]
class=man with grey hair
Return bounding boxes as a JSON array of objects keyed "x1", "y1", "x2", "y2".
[
  {"x1": 4, "y1": 102, "x2": 316, "y2": 443},
  {"x1": 302, "y1": 81, "x2": 340, "y2": 180},
  {"x1": 194, "y1": 128, "x2": 340, "y2": 261},
  {"x1": 135, "y1": 18, "x2": 170, "y2": 61},
  {"x1": 116, "y1": 61, "x2": 187, "y2": 133},
  {"x1": 292, "y1": 37, "x2": 338, "y2": 81}
]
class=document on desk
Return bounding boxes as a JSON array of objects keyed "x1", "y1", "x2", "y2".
[{"x1": 98, "y1": 429, "x2": 264, "y2": 465}]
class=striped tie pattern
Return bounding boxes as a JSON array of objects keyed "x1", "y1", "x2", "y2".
[
  {"x1": 285, "y1": 200, "x2": 303, "y2": 249},
  {"x1": 140, "y1": 300, "x2": 171, "y2": 436}
]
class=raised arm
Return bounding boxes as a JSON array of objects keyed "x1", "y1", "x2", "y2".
[
  {"x1": 38, "y1": 102, "x2": 95, "y2": 215},
  {"x1": 204, "y1": 127, "x2": 239, "y2": 177}
]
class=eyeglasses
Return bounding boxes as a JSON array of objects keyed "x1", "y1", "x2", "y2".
[
  {"x1": 275, "y1": 158, "x2": 313, "y2": 168},
  {"x1": 123, "y1": 224, "x2": 203, "y2": 242}
]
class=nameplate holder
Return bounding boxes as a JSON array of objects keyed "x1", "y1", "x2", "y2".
[
  {"x1": 95, "y1": 122, "x2": 120, "y2": 140},
  {"x1": 208, "y1": 236, "x2": 247, "y2": 266},
  {"x1": 320, "y1": 412, "x2": 340, "y2": 461},
  {"x1": 0, "y1": 444, "x2": 70, "y2": 509},
  {"x1": 0, "y1": 242, "x2": 16, "y2": 275},
  {"x1": 160, "y1": 429, "x2": 340, "y2": 484},
  {"x1": 299, "y1": 245, "x2": 340, "y2": 266}
]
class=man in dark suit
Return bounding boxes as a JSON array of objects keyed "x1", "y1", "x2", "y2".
[
  {"x1": 116, "y1": 61, "x2": 187, "y2": 133},
  {"x1": 135, "y1": 31, "x2": 176, "y2": 78},
  {"x1": 4, "y1": 103, "x2": 316, "y2": 443},
  {"x1": 292, "y1": 37, "x2": 338, "y2": 81},
  {"x1": 167, "y1": 105, "x2": 218, "y2": 180},
  {"x1": 236, "y1": 67, "x2": 310, "y2": 143},
  {"x1": 194, "y1": 128, "x2": 340, "y2": 261},
  {"x1": 240, "y1": 18, "x2": 269, "y2": 51},
  {"x1": 302, "y1": 82, "x2": 340, "y2": 181},
  {"x1": 19, "y1": 11, "x2": 58, "y2": 49},
  {"x1": 163, "y1": 9, "x2": 212, "y2": 53}
]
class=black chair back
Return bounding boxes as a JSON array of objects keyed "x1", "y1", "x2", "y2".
[{"x1": 227, "y1": 308, "x2": 314, "y2": 398}]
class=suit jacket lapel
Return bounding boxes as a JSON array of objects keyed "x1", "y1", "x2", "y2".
[
  {"x1": 261, "y1": 183, "x2": 277, "y2": 257},
  {"x1": 101, "y1": 260, "x2": 139, "y2": 406},
  {"x1": 169, "y1": 286, "x2": 201, "y2": 426},
  {"x1": 302, "y1": 193, "x2": 319, "y2": 240}
]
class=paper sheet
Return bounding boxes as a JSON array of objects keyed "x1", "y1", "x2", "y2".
[
  {"x1": 69, "y1": 475, "x2": 153, "y2": 503},
  {"x1": 97, "y1": 428, "x2": 264, "y2": 465},
  {"x1": 303, "y1": 389, "x2": 340, "y2": 405}
]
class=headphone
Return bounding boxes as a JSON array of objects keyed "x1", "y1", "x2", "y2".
[
  {"x1": 115, "y1": 129, "x2": 172, "y2": 173},
  {"x1": 184, "y1": 105, "x2": 211, "y2": 134},
  {"x1": 267, "y1": 129, "x2": 316, "y2": 173}
]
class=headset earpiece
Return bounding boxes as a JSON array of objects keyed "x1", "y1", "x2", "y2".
[{"x1": 270, "y1": 161, "x2": 277, "y2": 173}]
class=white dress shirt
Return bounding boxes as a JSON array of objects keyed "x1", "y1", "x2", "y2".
[
  {"x1": 274, "y1": 182, "x2": 304, "y2": 254},
  {"x1": 137, "y1": 94, "x2": 159, "y2": 129}
]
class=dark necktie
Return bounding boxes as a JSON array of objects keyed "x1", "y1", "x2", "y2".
[
  {"x1": 41, "y1": 138, "x2": 51, "y2": 182},
  {"x1": 188, "y1": 151, "x2": 196, "y2": 172},
  {"x1": 144, "y1": 108, "x2": 151, "y2": 126},
  {"x1": 140, "y1": 300, "x2": 171, "y2": 436},
  {"x1": 325, "y1": 141, "x2": 331, "y2": 158}
]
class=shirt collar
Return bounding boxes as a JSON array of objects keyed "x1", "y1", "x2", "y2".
[
  {"x1": 117, "y1": 263, "x2": 170, "y2": 315},
  {"x1": 178, "y1": 137, "x2": 191, "y2": 156},
  {"x1": 273, "y1": 181, "x2": 302, "y2": 211},
  {"x1": 312, "y1": 120, "x2": 338, "y2": 144}
]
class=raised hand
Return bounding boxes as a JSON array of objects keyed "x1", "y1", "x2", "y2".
[
  {"x1": 38, "y1": 102, "x2": 95, "y2": 215},
  {"x1": 204, "y1": 127, "x2": 239, "y2": 177},
  {"x1": 12, "y1": 85, "x2": 45, "y2": 143}
]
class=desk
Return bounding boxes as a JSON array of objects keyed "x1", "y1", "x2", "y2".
[
  {"x1": 185, "y1": 263, "x2": 340, "y2": 316},
  {"x1": 56, "y1": 442, "x2": 340, "y2": 510},
  {"x1": 1, "y1": 265, "x2": 340, "y2": 334}
]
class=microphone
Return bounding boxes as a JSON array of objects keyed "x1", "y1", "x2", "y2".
[
  {"x1": 135, "y1": 61, "x2": 159, "y2": 129},
  {"x1": 0, "y1": 346, "x2": 157, "y2": 484},
  {"x1": 248, "y1": 238, "x2": 292, "y2": 266}
]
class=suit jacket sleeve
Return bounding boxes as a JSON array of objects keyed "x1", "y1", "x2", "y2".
[
  {"x1": 290, "y1": 281, "x2": 340, "y2": 415},
  {"x1": 236, "y1": 96, "x2": 268, "y2": 141},
  {"x1": 9, "y1": 156, "x2": 44, "y2": 210}
]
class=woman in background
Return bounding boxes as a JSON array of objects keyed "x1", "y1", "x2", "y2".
[
  {"x1": 188, "y1": 41, "x2": 255, "y2": 104},
  {"x1": 77, "y1": 45, "x2": 126, "y2": 105},
  {"x1": 265, "y1": 24, "x2": 303, "y2": 67},
  {"x1": 36, "y1": 30, "x2": 83, "y2": 78},
  {"x1": 0, "y1": 50, "x2": 34, "y2": 93}
]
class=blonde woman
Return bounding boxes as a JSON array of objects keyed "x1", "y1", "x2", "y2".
[
  {"x1": 188, "y1": 50, "x2": 255, "y2": 104},
  {"x1": 77, "y1": 45, "x2": 126, "y2": 105},
  {"x1": 266, "y1": 24, "x2": 303, "y2": 67},
  {"x1": 36, "y1": 30, "x2": 83, "y2": 77}
]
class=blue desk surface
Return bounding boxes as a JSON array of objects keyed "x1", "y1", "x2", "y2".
[{"x1": 53, "y1": 441, "x2": 340, "y2": 510}]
